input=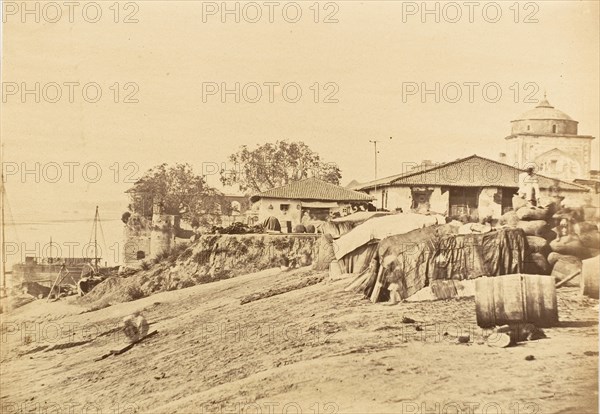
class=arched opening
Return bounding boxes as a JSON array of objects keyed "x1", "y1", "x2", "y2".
[{"x1": 552, "y1": 125, "x2": 557, "y2": 133}]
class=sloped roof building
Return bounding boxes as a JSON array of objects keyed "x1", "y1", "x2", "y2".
[
  {"x1": 355, "y1": 155, "x2": 589, "y2": 221},
  {"x1": 250, "y1": 178, "x2": 373, "y2": 231}
]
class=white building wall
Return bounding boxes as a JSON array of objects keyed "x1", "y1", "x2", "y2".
[
  {"x1": 257, "y1": 197, "x2": 302, "y2": 230},
  {"x1": 429, "y1": 188, "x2": 449, "y2": 215},
  {"x1": 386, "y1": 187, "x2": 413, "y2": 212},
  {"x1": 478, "y1": 187, "x2": 502, "y2": 220}
]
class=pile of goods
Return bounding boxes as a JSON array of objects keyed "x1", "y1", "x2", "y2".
[
  {"x1": 210, "y1": 222, "x2": 264, "y2": 235},
  {"x1": 499, "y1": 196, "x2": 599, "y2": 293}
]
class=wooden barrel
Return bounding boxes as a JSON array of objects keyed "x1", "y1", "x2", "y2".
[
  {"x1": 475, "y1": 274, "x2": 558, "y2": 328},
  {"x1": 580, "y1": 256, "x2": 600, "y2": 299}
]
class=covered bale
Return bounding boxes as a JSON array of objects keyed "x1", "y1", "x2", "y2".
[
  {"x1": 578, "y1": 231, "x2": 600, "y2": 250},
  {"x1": 526, "y1": 236, "x2": 551, "y2": 257},
  {"x1": 499, "y1": 210, "x2": 519, "y2": 227},
  {"x1": 550, "y1": 236, "x2": 598, "y2": 260},
  {"x1": 524, "y1": 252, "x2": 551, "y2": 275},
  {"x1": 313, "y1": 235, "x2": 336, "y2": 271},
  {"x1": 539, "y1": 227, "x2": 557, "y2": 243},
  {"x1": 263, "y1": 216, "x2": 281, "y2": 232},
  {"x1": 551, "y1": 255, "x2": 583, "y2": 287},
  {"x1": 516, "y1": 206, "x2": 550, "y2": 221},
  {"x1": 293, "y1": 224, "x2": 306, "y2": 234},
  {"x1": 574, "y1": 222, "x2": 599, "y2": 235},
  {"x1": 321, "y1": 221, "x2": 354, "y2": 239},
  {"x1": 365, "y1": 227, "x2": 527, "y2": 302},
  {"x1": 547, "y1": 252, "x2": 579, "y2": 267},
  {"x1": 517, "y1": 220, "x2": 548, "y2": 237}
]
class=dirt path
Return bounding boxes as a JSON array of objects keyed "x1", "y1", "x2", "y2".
[{"x1": 1, "y1": 268, "x2": 598, "y2": 414}]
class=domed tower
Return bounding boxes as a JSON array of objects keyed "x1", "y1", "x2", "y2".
[{"x1": 505, "y1": 94, "x2": 594, "y2": 180}]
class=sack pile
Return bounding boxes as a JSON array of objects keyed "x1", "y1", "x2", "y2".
[{"x1": 499, "y1": 197, "x2": 599, "y2": 285}]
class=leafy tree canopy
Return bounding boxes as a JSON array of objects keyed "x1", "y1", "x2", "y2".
[
  {"x1": 127, "y1": 163, "x2": 224, "y2": 227},
  {"x1": 220, "y1": 140, "x2": 342, "y2": 193}
]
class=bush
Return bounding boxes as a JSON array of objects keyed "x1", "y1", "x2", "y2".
[
  {"x1": 121, "y1": 211, "x2": 132, "y2": 224},
  {"x1": 126, "y1": 284, "x2": 146, "y2": 301},
  {"x1": 294, "y1": 224, "x2": 306, "y2": 233},
  {"x1": 305, "y1": 224, "x2": 316, "y2": 233},
  {"x1": 168, "y1": 242, "x2": 190, "y2": 263},
  {"x1": 152, "y1": 250, "x2": 171, "y2": 264}
]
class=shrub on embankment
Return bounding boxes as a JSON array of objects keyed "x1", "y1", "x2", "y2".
[{"x1": 82, "y1": 234, "x2": 319, "y2": 307}]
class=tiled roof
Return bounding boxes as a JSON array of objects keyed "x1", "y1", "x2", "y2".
[
  {"x1": 251, "y1": 177, "x2": 374, "y2": 202},
  {"x1": 356, "y1": 155, "x2": 588, "y2": 192}
]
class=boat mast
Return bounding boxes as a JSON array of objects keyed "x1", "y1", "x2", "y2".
[
  {"x1": 94, "y1": 206, "x2": 99, "y2": 271},
  {"x1": 1, "y1": 172, "x2": 5, "y2": 295}
]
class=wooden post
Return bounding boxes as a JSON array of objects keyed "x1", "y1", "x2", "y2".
[
  {"x1": 369, "y1": 265, "x2": 384, "y2": 303},
  {"x1": 555, "y1": 271, "x2": 581, "y2": 288}
]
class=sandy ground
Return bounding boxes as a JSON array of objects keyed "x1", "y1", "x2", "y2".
[{"x1": 1, "y1": 268, "x2": 598, "y2": 414}]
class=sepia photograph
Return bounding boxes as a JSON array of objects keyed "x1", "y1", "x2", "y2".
[{"x1": 1, "y1": 1, "x2": 599, "y2": 413}]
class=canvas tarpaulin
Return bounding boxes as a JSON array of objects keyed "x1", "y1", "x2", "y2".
[
  {"x1": 338, "y1": 241, "x2": 378, "y2": 275},
  {"x1": 313, "y1": 235, "x2": 378, "y2": 276},
  {"x1": 333, "y1": 213, "x2": 445, "y2": 260},
  {"x1": 358, "y1": 227, "x2": 527, "y2": 302}
]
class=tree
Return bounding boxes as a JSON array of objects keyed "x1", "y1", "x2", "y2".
[
  {"x1": 121, "y1": 211, "x2": 131, "y2": 224},
  {"x1": 127, "y1": 163, "x2": 224, "y2": 228},
  {"x1": 220, "y1": 141, "x2": 342, "y2": 193}
]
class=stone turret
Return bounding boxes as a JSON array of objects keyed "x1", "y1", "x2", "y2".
[
  {"x1": 150, "y1": 201, "x2": 179, "y2": 257},
  {"x1": 121, "y1": 201, "x2": 180, "y2": 267}
]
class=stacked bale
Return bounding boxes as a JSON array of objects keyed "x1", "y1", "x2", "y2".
[
  {"x1": 503, "y1": 198, "x2": 599, "y2": 287},
  {"x1": 515, "y1": 203, "x2": 554, "y2": 275},
  {"x1": 550, "y1": 210, "x2": 599, "y2": 260}
]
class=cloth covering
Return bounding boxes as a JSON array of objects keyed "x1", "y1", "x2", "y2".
[
  {"x1": 263, "y1": 216, "x2": 281, "y2": 232},
  {"x1": 359, "y1": 227, "x2": 527, "y2": 302},
  {"x1": 321, "y1": 221, "x2": 354, "y2": 239},
  {"x1": 338, "y1": 241, "x2": 378, "y2": 275}
]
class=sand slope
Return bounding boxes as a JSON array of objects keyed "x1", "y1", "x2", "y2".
[{"x1": 1, "y1": 267, "x2": 598, "y2": 414}]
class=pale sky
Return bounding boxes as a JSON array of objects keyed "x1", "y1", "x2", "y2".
[{"x1": 1, "y1": 0, "x2": 599, "y2": 265}]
